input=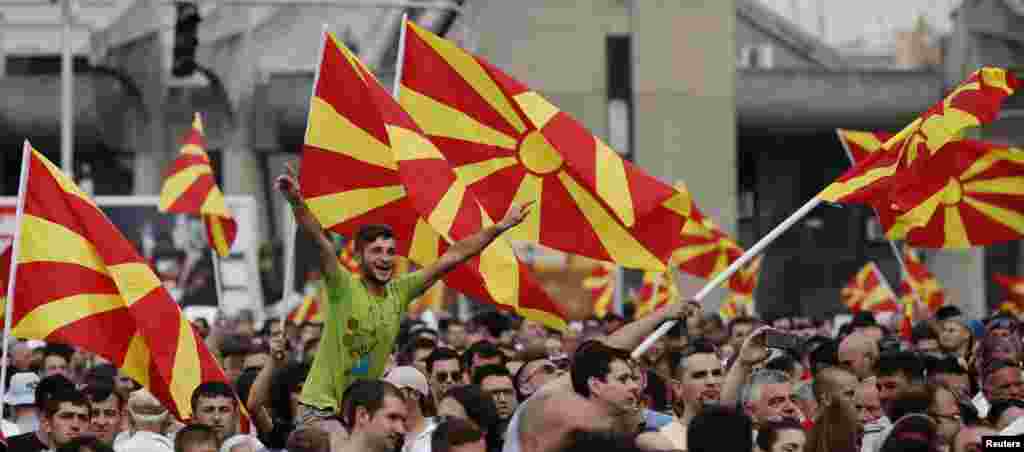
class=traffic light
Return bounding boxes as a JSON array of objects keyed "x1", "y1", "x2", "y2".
[{"x1": 172, "y1": 2, "x2": 200, "y2": 77}]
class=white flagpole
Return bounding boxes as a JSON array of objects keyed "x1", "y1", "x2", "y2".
[
  {"x1": 391, "y1": 12, "x2": 408, "y2": 99},
  {"x1": 281, "y1": 210, "x2": 297, "y2": 310},
  {"x1": 1, "y1": 141, "x2": 33, "y2": 417},
  {"x1": 281, "y1": 24, "x2": 330, "y2": 315},
  {"x1": 870, "y1": 261, "x2": 898, "y2": 300},
  {"x1": 633, "y1": 195, "x2": 824, "y2": 358}
]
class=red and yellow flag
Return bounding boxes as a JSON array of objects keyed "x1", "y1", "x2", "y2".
[
  {"x1": 871, "y1": 140, "x2": 1024, "y2": 248},
  {"x1": 338, "y1": 240, "x2": 361, "y2": 275},
  {"x1": 0, "y1": 244, "x2": 10, "y2": 318},
  {"x1": 398, "y1": 21, "x2": 690, "y2": 271},
  {"x1": 719, "y1": 294, "x2": 753, "y2": 321},
  {"x1": 158, "y1": 113, "x2": 237, "y2": 257},
  {"x1": 841, "y1": 262, "x2": 898, "y2": 313},
  {"x1": 7, "y1": 142, "x2": 242, "y2": 423},
  {"x1": 669, "y1": 181, "x2": 745, "y2": 280},
  {"x1": 726, "y1": 255, "x2": 762, "y2": 297},
  {"x1": 408, "y1": 281, "x2": 446, "y2": 318},
  {"x1": 583, "y1": 261, "x2": 616, "y2": 319},
  {"x1": 635, "y1": 271, "x2": 678, "y2": 318},
  {"x1": 820, "y1": 68, "x2": 1018, "y2": 208},
  {"x1": 287, "y1": 294, "x2": 322, "y2": 325},
  {"x1": 897, "y1": 246, "x2": 946, "y2": 313},
  {"x1": 993, "y1": 273, "x2": 1024, "y2": 313},
  {"x1": 299, "y1": 32, "x2": 566, "y2": 329},
  {"x1": 836, "y1": 129, "x2": 895, "y2": 163}
]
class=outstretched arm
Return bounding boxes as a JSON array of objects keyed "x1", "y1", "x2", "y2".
[
  {"x1": 418, "y1": 202, "x2": 534, "y2": 292},
  {"x1": 277, "y1": 162, "x2": 339, "y2": 278}
]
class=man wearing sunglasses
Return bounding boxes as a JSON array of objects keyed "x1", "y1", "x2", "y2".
[{"x1": 427, "y1": 348, "x2": 466, "y2": 403}]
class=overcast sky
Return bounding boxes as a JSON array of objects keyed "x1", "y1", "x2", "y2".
[{"x1": 759, "y1": 0, "x2": 960, "y2": 45}]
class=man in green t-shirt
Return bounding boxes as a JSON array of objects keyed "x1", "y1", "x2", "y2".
[{"x1": 276, "y1": 163, "x2": 532, "y2": 426}]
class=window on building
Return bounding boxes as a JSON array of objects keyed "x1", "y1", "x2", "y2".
[{"x1": 738, "y1": 45, "x2": 774, "y2": 69}]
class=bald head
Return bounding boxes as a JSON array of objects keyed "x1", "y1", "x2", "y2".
[
  {"x1": 813, "y1": 367, "x2": 858, "y2": 408},
  {"x1": 519, "y1": 391, "x2": 617, "y2": 452},
  {"x1": 838, "y1": 334, "x2": 878, "y2": 379}
]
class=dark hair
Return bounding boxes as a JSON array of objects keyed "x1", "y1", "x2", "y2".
[
  {"x1": 82, "y1": 380, "x2": 123, "y2": 407},
  {"x1": 887, "y1": 384, "x2": 932, "y2": 422},
  {"x1": 880, "y1": 415, "x2": 941, "y2": 452},
  {"x1": 355, "y1": 224, "x2": 394, "y2": 253},
  {"x1": 688, "y1": 406, "x2": 754, "y2": 452},
  {"x1": 427, "y1": 347, "x2": 462, "y2": 375},
  {"x1": 439, "y1": 385, "x2": 500, "y2": 448},
  {"x1": 560, "y1": 430, "x2": 642, "y2": 452},
  {"x1": 876, "y1": 352, "x2": 925, "y2": 382},
  {"x1": 756, "y1": 419, "x2": 804, "y2": 452},
  {"x1": 43, "y1": 343, "x2": 75, "y2": 363},
  {"x1": 340, "y1": 379, "x2": 405, "y2": 429},
  {"x1": 465, "y1": 341, "x2": 505, "y2": 371},
  {"x1": 766, "y1": 353, "x2": 800, "y2": 376},
  {"x1": 220, "y1": 335, "x2": 253, "y2": 359},
  {"x1": 809, "y1": 340, "x2": 838, "y2": 375},
  {"x1": 175, "y1": 424, "x2": 219, "y2": 452},
  {"x1": 471, "y1": 312, "x2": 509, "y2": 340},
  {"x1": 190, "y1": 381, "x2": 237, "y2": 413},
  {"x1": 431, "y1": 416, "x2": 484, "y2": 452},
  {"x1": 987, "y1": 398, "x2": 1024, "y2": 425},
  {"x1": 36, "y1": 374, "x2": 75, "y2": 409},
  {"x1": 56, "y1": 435, "x2": 115, "y2": 452},
  {"x1": 674, "y1": 338, "x2": 719, "y2": 380},
  {"x1": 472, "y1": 364, "x2": 513, "y2": 386},
  {"x1": 82, "y1": 364, "x2": 118, "y2": 389},
  {"x1": 912, "y1": 323, "x2": 938, "y2": 343},
  {"x1": 43, "y1": 385, "x2": 89, "y2": 418},
  {"x1": 270, "y1": 362, "x2": 311, "y2": 423},
  {"x1": 982, "y1": 359, "x2": 1020, "y2": 381},
  {"x1": 570, "y1": 341, "x2": 632, "y2": 398}
]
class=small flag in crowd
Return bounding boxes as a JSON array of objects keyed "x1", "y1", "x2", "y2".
[
  {"x1": 841, "y1": 262, "x2": 898, "y2": 313},
  {"x1": 583, "y1": 261, "x2": 616, "y2": 319},
  {"x1": 635, "y1": 270, "x2": 678, "y2": 318},
  {"x1": 158, "y1": 113, "x2": 238, "y2": 257}
]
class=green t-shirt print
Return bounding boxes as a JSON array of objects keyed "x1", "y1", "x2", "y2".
[{"x1": 299, "y1": 266, "x2": 426, "y2": 411}]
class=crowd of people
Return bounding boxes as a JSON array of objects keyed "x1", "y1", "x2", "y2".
[{"x1": 5, "y1": 166, "x2": 1024, "y2": 452}]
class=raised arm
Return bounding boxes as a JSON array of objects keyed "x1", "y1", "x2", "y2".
[
  {"x1": 418, "y1": 202, "x2": 534, "y2": 291},
  {"x1": 277, "y1": 163, "x2": 339, "y2": 278}
]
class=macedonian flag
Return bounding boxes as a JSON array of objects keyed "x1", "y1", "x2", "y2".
[
  {"x1": 897, "y1": 246, "x2": 946, "y2": 313},
  {"x1": 872, "y1": 139, "x2": 1024, "y2": 248},
  {"x1": 300, "y1": 32, "x2": 566, "y2": 329},
  {"x1": 635, "y1": 270, "x2": 678, "y2": 318},
  {"x1": 583, "y1": 261, "x2": 616, "y2": 319},
  {"x1": 820, "y1": 68, "x2": 1018, "y2": 208},
  {"x1": 726, "y1": 255, "x2": 762, "y2": 298},
  {"x1": 841, "y1": 262, "x2": 898, "y2": 313},
  {"x1": 994, "y1": 273, "x2": 1024, "y2": 313},
  {"x1": 338, "y1": 239, "x2": 361, "y2": 275},
  {"x1": 669, "y1": 181, "x2": 745, "y2": 280},
  {"x1": 158, "y1": 113, "x2": 237, "y2": 257},
  {"x1": 398, "y1": 20, "x2": 688, "y2": 271},
  {"x1": 6, "y1": 142, "x2": 241, "y2": 423},
  {"x1": 836, "y1": 129, "x2": 895, "y2": 163}
]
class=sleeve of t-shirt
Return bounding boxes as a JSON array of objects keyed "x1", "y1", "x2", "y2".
[{"x1": 391, "y1": 270, "x2": 428, "y2": 315}]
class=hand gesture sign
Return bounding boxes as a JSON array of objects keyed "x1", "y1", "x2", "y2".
[{"x1": 276, "y1": 162, "x2": 303, "y2": 206}]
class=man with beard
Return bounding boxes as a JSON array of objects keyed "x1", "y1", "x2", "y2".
[
  {"x1": 82, "y1": 382, "x2": 123, "y2": 446},
  {"x1": 278, "y1": 164, "x2": 532, "y2": 425},
  {"x1": 669, "y1": 339, "x2": 723, "y2": 450},
  {"x1": 6, "y1": 382, "x2": 90, "y2": 452},
  {"x1": 474, "y1": 365, "x2": 519, "y2": 437},
  {"x1": 338, "y1": 380, "x2": 408, "y2": 452}
]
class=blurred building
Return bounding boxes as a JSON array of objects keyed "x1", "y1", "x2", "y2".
[{"x1": 0, "y1": 0, "x2": 1021, "y2": 320}]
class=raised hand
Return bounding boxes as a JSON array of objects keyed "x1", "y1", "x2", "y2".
[{"x1": 276, "y1": 162, "x2": 303, "y2": 206}]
